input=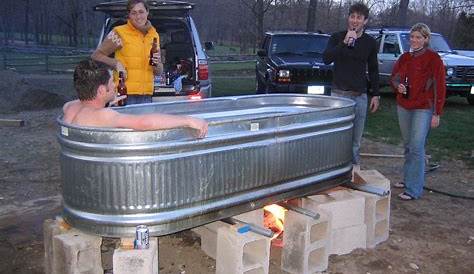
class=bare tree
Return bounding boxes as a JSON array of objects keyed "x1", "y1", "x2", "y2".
[
  {"x1": 240, "y1": 0, "x2": 275, "y2": 47},
  {"x1": 397, "y1": 0, "x2": 409, "y2": 27},
  {"x1": 306, "y1": 0, "x2": 319, "y2": 32}
]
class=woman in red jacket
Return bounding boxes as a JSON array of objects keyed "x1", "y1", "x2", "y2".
[{"x1": 390, "y1": 23, "x2": 446, "y2": 200}]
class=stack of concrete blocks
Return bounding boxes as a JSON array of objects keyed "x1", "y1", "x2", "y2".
[
  {"x1": 192, "y1": 209, "x2": 271, "y2": 274},
  {"x1": 112, "y1": 237, "x2": 158, "y2": 274},
  {"x1": 353, "y1": 169, "x2": 391, "y2": 248},
  {"x1": 280, "y1": 209, "x2": 331, "y2": 274},
  {"x1": 303, "y1": 191, "x2": 367, "y2": 256},
  {"x1": 43, "y1": 218, "x2": 103, "y2": 274}
]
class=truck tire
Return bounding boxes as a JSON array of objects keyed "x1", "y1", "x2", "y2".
[{"x1": 468, "y1": 95, "x2": 474, "y2": 106}]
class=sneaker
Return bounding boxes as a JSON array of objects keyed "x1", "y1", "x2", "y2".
[
  {"x1": 398, "y1": 192, "x2": 414, "y2": 201},
  {"x1": 393, "y1": 182, "x2": 405, "y2": 189}
]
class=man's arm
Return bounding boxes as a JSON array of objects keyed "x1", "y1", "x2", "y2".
[
  {"x1": 91, "y1": 31, "x2": 124, "y2": 74},
  {"x1": 102, "y1": 109, "x2": 208, "y2": 138},
  {"x1": 323, "y1": 33, "x2": 345, "y2": 65}
]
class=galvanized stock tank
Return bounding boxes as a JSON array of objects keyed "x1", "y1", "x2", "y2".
[{"x1": 57, "y1": 94, "x2": 355, "y2": 237}]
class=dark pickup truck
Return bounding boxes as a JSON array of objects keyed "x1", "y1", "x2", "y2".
[{"x1": 256, "y1": 31, "x2": 333, "y2": 95}]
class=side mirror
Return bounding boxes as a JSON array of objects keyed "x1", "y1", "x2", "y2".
[
  {"x1": 257, "y1": 49, "x2": 267, "y2": 57},
  {"x1": 204, "y1": 41, "x2": 214, "y2": 50}
]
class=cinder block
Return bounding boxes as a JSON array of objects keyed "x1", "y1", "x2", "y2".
[
  {"x1": 192, "y1": 223, "x2": 225, "y2": 259},
  {"x1": 353, "y1": 169, "x2": 390, "y2": 191},
  {"x1": 43, "y1": 219, "x2": 63, "y2": 274},
  {"x1": 113, "y1": 237, "x2": 158, "y2": 274},
  {"x1": 235, "y1": 209, "x2": 264, "y2": 225},
  {"x1": 281, "y1": 209, "x2": 331, "y2": 274},
  {"x1": 52, "y1": 229, "x2": 103, "y2": 274},
  {"x1": 329, "y1": 224, "x2": 367, "y2": 255},
  {"x1": 216, "y1": 225, "x2": 271, "y2": 274},
  {"x1": 303, "y1": 190, "x2": 365, "y2": 229},
  {"x1": 352, "y1": 190, "x2": 391, "y2": 248},
  {"x1": 193, "y1": 209, "x2": 264, "y2": 260}
]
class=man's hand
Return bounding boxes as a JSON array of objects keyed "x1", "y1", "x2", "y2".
[
  {"x1": 187, "y1": 117, "x2": 208, "y2": 138},
  {"x1": 344, "y1": 29, "x2": 357, "y2": 45},
  {"x1": 431, "y1": 115, "x2": 440, "y2": 128},
  {"x1": 369, "y1": 96, "x2": 380, "y2": 113},
  {"x1": 109, "y1": 95, "x2": 127, "y2": 107},
  {"x1": 116, "y1": 61, "x2": 127, "y2": 79}
]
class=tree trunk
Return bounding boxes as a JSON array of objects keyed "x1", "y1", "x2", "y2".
[
  {"x1": 256, "y1": 0, "x2": 264, "y2": 48},
  {"x1": 24, "y1": 0, "x2": 30, "y2": 45},
  {"x1": 306, "y1": 0, "x2": 318, "y2": 32},
  {"x1": 397, "y1": 0, "x2": 409, "y2": 27}
]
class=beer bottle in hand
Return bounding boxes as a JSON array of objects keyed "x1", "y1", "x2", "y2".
[
  {"x1": 403, "y1": 76, "x2": 409, "y2": 99},
  {"x1": 117, "y1": 71, "x2": 127, "y2": 106},
  {"x1": 149, "y1": 38, "x2": 158, "y2": 66},
  {"x1": 348, "y1": 28, "x2": 356, "y2": 49}
]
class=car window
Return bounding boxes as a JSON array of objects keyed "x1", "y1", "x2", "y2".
[
  {"x1": 270, "y1": 35, "x2": 329, "y2": 55},
  {"x1": 382, "y1": 34, "x2": 400, "y2": 54}
]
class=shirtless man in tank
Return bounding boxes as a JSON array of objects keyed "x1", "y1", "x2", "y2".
[{"x1": 63, "y1": 59, "x2": 207, "y2": 138}]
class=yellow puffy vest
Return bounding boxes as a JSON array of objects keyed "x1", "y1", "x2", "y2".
[{"x1": 114, "y1": 20, "x2": 159, "y2": 95}]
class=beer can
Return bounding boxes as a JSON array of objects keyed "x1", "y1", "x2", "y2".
[{"x1": 134, "y1": 225, "x2": 150, "y2": 249}]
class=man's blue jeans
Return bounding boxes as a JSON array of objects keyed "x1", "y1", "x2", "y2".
[
  {"x1": 332, "y1": 89, "x2": 367, "y2": 165},
  {"x1": 397, "y1": 105, "x2": 432, "y2": 199}
]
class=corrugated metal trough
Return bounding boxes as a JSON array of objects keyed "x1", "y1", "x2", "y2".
[{"x1": 57, "y1": 94, "x2": 355, "y2": 237}]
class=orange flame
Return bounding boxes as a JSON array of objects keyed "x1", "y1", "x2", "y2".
[{"x1": 263, "y1": 204, "x2": 287, "y2": 239}]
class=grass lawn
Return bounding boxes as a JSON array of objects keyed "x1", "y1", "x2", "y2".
[{"x1": 213, "y1": 76, "x2": 474, "y2": 163}]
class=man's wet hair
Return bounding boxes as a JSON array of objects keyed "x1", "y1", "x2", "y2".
[
  {"x1": 73, "y1": 59, "x2": 111, "y2": 101},
  {"x1": 127, "y1": 0, "x2": 149, "y2": 13},
  {"x1": 349, "y1": 2, "x2": 369, "y2": 19}
]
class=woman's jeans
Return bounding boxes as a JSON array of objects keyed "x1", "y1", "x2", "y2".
[{"x1": 397, "y1": 105, "x2": 432, "y2": 198}]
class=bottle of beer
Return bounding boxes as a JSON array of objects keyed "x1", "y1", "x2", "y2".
[
  {"x1": 165, "y1": 71, "x2": 171, "y2": 85},
  {"x1": 403, "y1": 76, "x2": 409, "y2": 99},
  {"x1": 117, "y1": 71, "x2": 127, "y2": 106},
  {"x1": 149, "y1": 38, "x2": 158, "y2": 66}
]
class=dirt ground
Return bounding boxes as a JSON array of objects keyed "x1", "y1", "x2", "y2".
[{"x1": 0, "y1": 72, "x2": 473, "y2": 274}]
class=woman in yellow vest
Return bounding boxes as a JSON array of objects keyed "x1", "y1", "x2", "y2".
[{"x1": 92, "y1": 0, "x2": 163, "y2": 105}]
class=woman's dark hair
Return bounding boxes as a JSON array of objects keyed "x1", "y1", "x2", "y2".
[
  {"x1": 73, "y1": 59, "x2": 111, "y2": 101},
  {"x1": 349, "y1": 2, "x2": 369, "y2": 19},
  {"x1": 127, "y1": 0, "x2": 149, "y2": 13}
]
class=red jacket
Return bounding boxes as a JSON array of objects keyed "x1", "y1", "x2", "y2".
[{"x1": 390, "y1": 48, "x2": 446, "y2": 115}]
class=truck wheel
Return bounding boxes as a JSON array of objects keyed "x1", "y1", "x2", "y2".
[{"x1": 468, "y1": 95, "x2": 474, "y2": 106}]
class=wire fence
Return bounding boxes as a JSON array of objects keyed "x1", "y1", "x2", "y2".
[{"x1": 0, "y1": 53, "x2": 256, "y2": 74}]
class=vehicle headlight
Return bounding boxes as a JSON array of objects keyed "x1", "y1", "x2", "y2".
[
  {"x1": 446, "y1": 67, "x2": 454, "y2": 77},
  {"x1": 278, "y1": 70, "x2": 290, "y2": 78}
]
